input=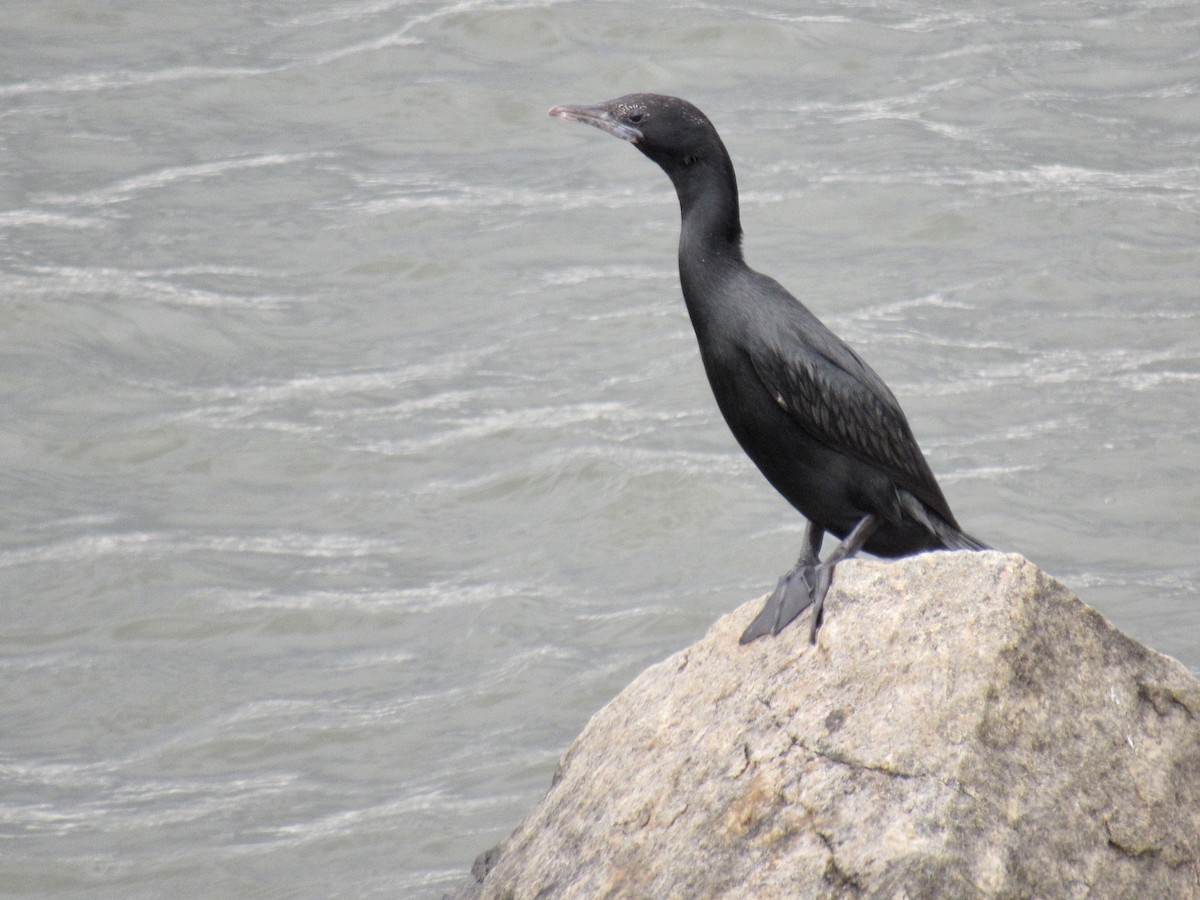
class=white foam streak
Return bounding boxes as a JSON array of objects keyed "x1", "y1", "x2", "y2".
[
  {"x1": 0, "y1": 65, "x2": 271, "y2": 98},
  {"x1": 540, "y1": 265, "x2": 670, "y2": 288},
  {"x1": 0, "y1": 0, "x2": 570, "y2": 99},
  {"x1": 0, "y1": 209, "x2": 104, "y2": 229},
  {"x1": 215, "y1": 580, "x2": 532, "y2": 614},
  {"x1": 807, "y1": 163, "x2": 1200, "y2": 206},
  {"x1": 349, "y1": 180, "x2": 657, "y2": 216},
  {"x1": 360, "y1": 401, "x2": 633, "y2": 454},
  {"x1": 34, "y1": 153, "x2": 330, "y2": 208},
  {"x1": 0, "y1": 531, "x2": 399, "y2": 570},
  {"x1": 0, "y1": 769, "x2": 298, "y2": 836},
  {"x1": 177, "y1": 359, "x2": 490, "y2": 426},
  {"x1": 939, "y1": 463, "x2": 1040, "y2": 484},
  {"x1": 7, "y1": 264, "x2": 295, "y2": 309}
]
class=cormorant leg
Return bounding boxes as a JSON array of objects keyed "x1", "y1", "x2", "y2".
[
  {"x1": 808, "y1": 513, "x2": 881, "y2": 644},
  {"x1": 739, "y1": 522, "x2": 825, "y2": 644}
]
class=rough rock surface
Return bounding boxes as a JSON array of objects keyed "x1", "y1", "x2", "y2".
[{"x1": 455, "y1": 552, "x2": 1200, "y2": 898}]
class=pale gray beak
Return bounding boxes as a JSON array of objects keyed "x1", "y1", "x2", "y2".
[{"x1": 548, "y1": 103, "x2": 642, "y2": 143}]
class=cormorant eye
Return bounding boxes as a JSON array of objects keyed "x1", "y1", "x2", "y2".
[{"x1": 628, "y1": 112, "x2": 645, "y2": 124}]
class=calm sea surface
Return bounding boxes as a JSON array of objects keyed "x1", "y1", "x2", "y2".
[{"x1": 2, "y1": 1, "x2": 1197, "y2": 895}]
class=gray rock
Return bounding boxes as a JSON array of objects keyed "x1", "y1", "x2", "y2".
[{"x1": 455, "y1": 552, "x2": 1200, "y2": 898}]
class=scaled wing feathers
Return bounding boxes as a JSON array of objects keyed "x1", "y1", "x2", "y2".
[{"x1": 747, "y1": 327, "x2": 955, "y2": 523}]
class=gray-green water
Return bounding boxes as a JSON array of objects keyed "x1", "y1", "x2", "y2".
[{"x1": 3, "y1": 1, "x2": 1198, "y2": 896}]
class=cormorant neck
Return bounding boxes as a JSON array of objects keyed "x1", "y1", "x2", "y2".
[
  {"x1": 662, "y1": 146, "x2": 748, "y2": 339},
  {"x1": 666, "y1": 149, "x2": 744, "y2": 265}
]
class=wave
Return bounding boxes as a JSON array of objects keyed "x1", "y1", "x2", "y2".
[
  {"x1": 0, "y1": 530, "x2": 401, "y2": 570},
  {"x1": 33, "y1": 153, "x2": 331, "y2": 208}
]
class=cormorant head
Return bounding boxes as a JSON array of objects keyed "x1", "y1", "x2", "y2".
[{"x1": 549, "y1": 93, "x2": 725, "y2": 178}]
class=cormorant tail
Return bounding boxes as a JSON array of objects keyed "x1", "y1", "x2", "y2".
[{"x1": 899, "y1": 490, "x2": 989, "y2": 552}]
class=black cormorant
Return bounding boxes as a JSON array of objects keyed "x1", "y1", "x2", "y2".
[{"x1": 549, "y1": 93, "x2": 985, "y2": 643}]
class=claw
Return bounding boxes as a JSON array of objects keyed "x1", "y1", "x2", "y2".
[{"x1": 807, "y1": 564, "x2": 835, "y2": 643}]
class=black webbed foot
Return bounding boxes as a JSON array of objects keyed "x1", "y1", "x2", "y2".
[
  {"x1": 739, "y1": 561, "x2": 818, "y2": 644},
  {"x1": 740, "y1": 522, "x2": 824, "y2": 644},
  {"x1": 739, "y1": 515, "x2": 882, "y2": 645}
]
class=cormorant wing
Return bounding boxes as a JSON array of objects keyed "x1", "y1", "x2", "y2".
[{"x1": 744, "y1": 283, "x2": 958, "y2": 525}]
